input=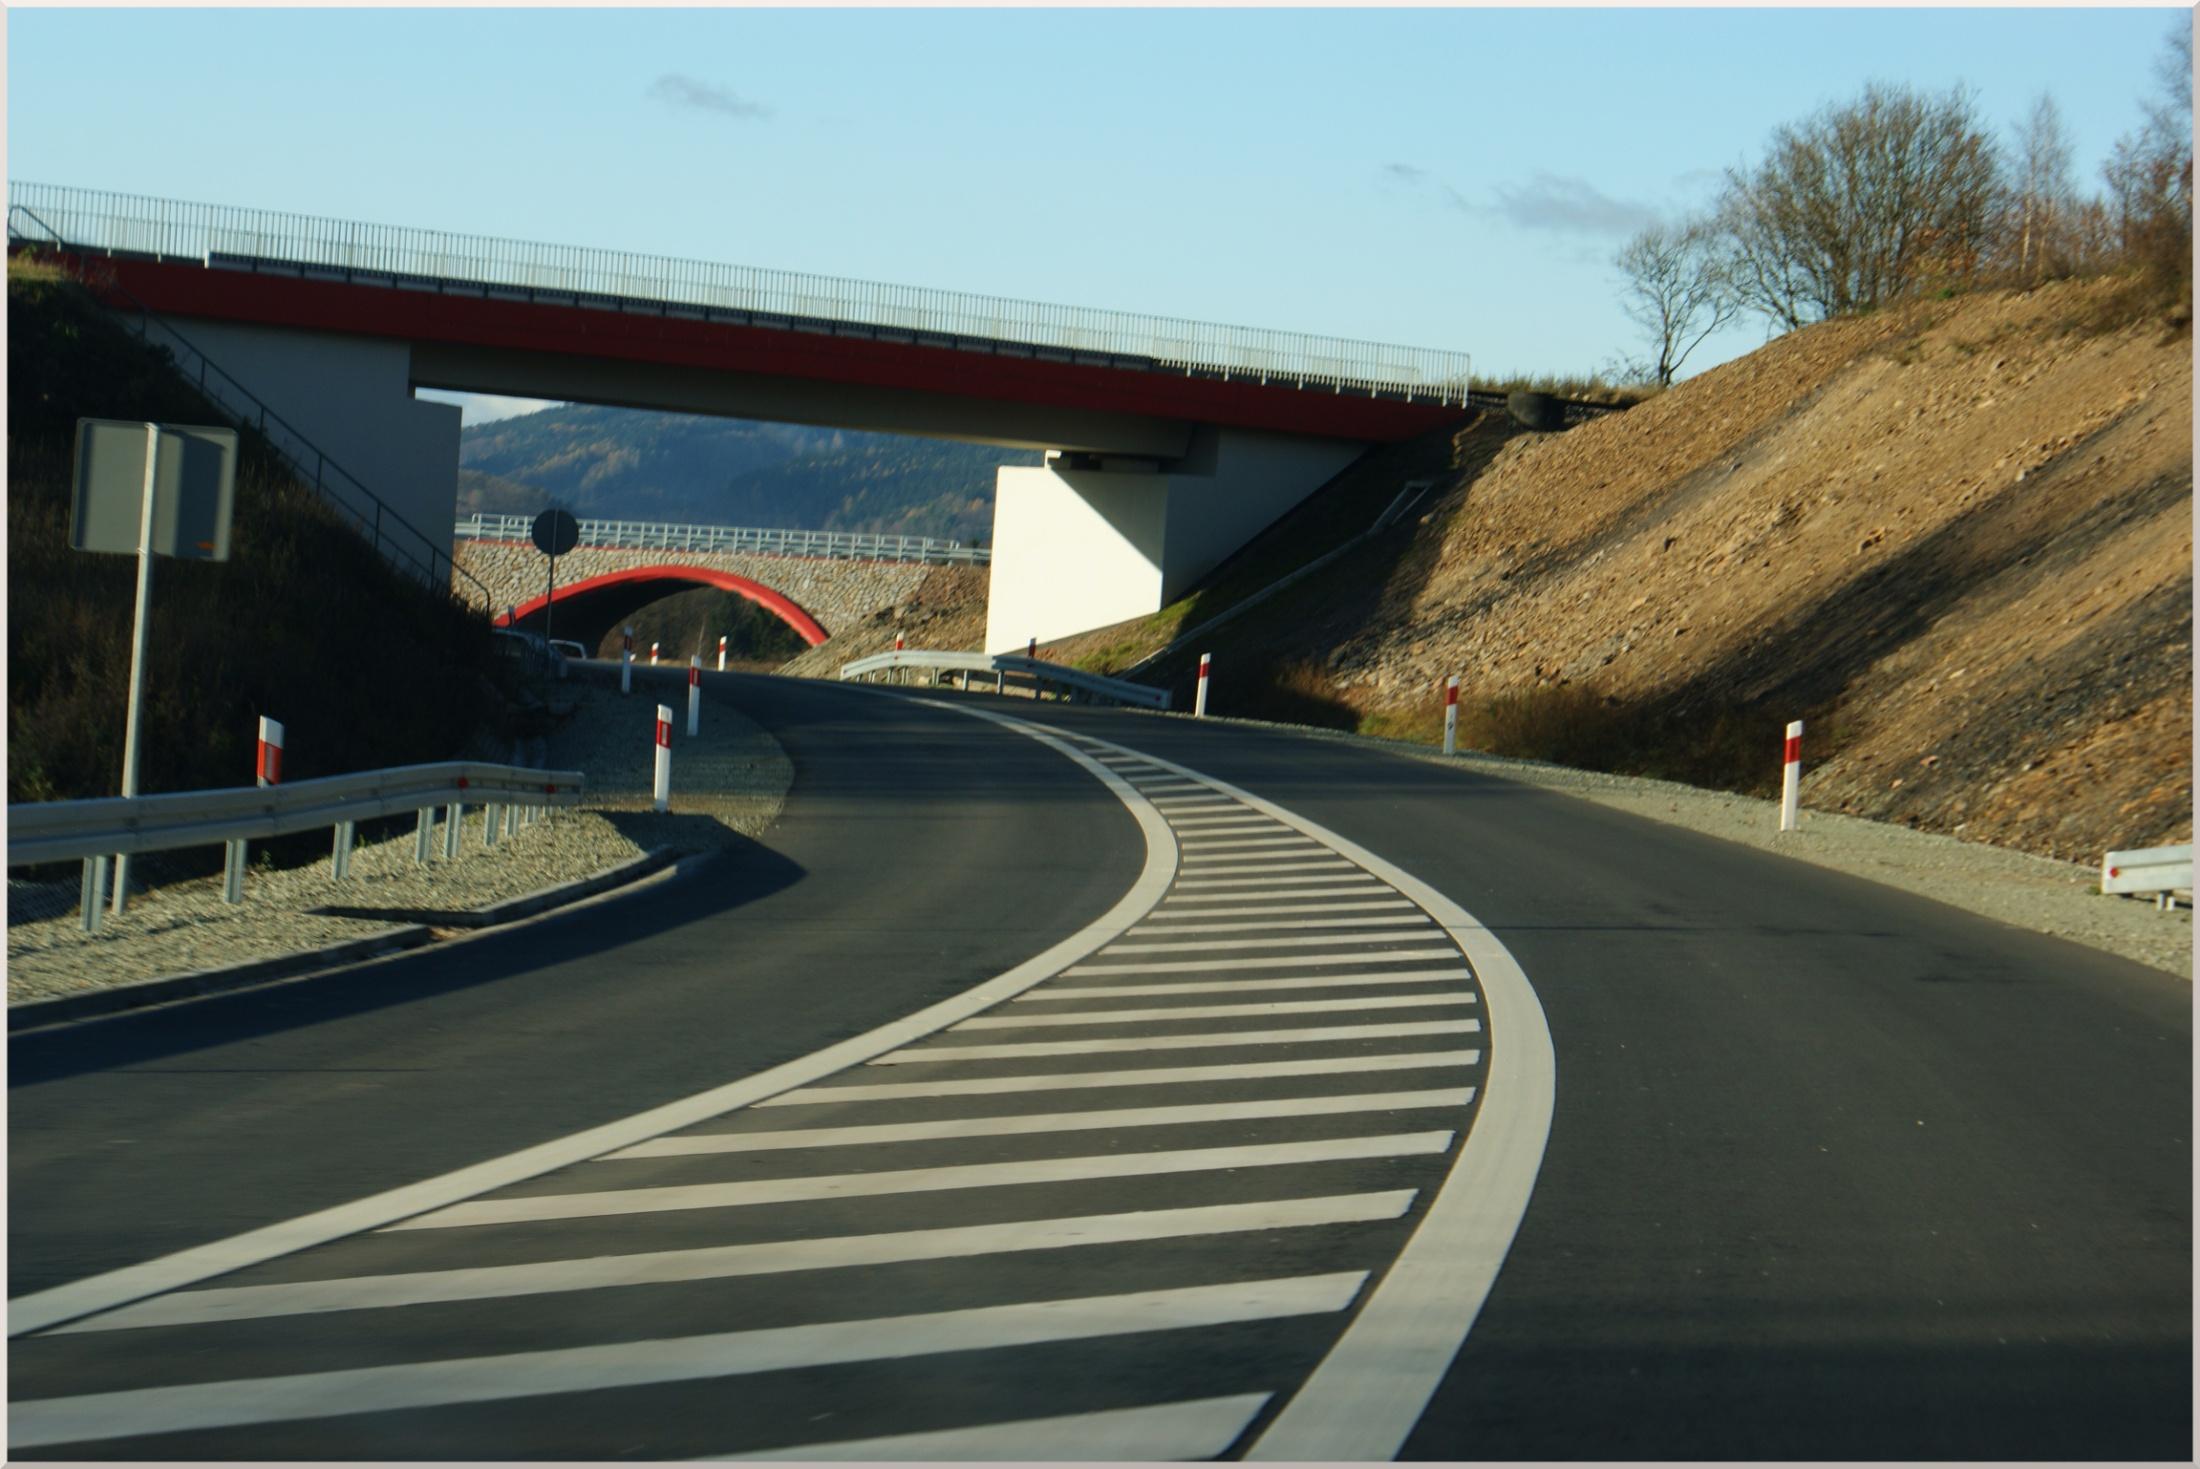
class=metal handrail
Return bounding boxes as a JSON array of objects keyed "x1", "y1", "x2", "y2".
[
  {"x1": 7, "y1": 202, "x2": 494, "y2": 608},
  {"x1": 7, "y1": 760, "x2": 584, "y2": 868},
  {"x1": 9, "y1": 181, "x2": 1476, "y2": 403},
  {"x1": 455, "y1": 513, "x2": 989, "y2": 565},
  {"x1": 841, "y1": 648, "x2": 1170, "y2": 710}
]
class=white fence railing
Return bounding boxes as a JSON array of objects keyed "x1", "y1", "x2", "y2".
[
  {"x1": 9, "y1": 181, "x2": 1474, "y2": 403},
  {"x1": 2100, "y1": 842, "x2": 2193, "y2": 909},
  {"x1": 9, "y1": 760, "x2": 585, "y2": 930},
  {"x1": 841, "y1": 649, "x2": 1170, "y2": 710},
  {"x1": 456, "y1": 514, "x2": 988, "y2": 565}
]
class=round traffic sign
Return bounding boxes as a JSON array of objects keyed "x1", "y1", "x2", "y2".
[{"x1": 531, "y1": 508, "x2": 580, "y2": 557}]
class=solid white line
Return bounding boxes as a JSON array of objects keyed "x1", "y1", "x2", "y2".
[
  {"x1": 4, "y1": 707, "x2": 1179, "y2": 1338},
  {"x1": 1147, "y1": 896, "x2": 1411, "y2": 915},
  {"x1": 1067, "y1": 947, "x2": 1459, "y2": 975},
  {"x1": 1075, "y1": 746, "x2": 1557, "y2": 1464},
  {"x1": 1099, "y1": 929, "x2": 1438, "y2": 955},
  {"x1": 385, "y1": 1134, "x2": 1454, "y2": 1229},
  {"x1": 714, "y1": 1393, "x2": 1275, "y2": 1462},
  {"x1": 760, "y1": 1049, "x2": 1482, "y2": 1104},
  {"x1": 954, "y1": 994, "x2": 1477, "y2": 1029},
  {"x1": 61, "y1": 1197, "x2": 1418, "y2": 1334},
  {"x1": 10, "y1": 1275, "x2": 1369, "y2": 1448},
  {"x1": 1174, "y1": 872, "x2": 1369, "y2": 889},
  {"x1": 874, "y1": 1019, "x2": 1479, "y2": 1064},
  {"x1": 1021, "y1": 970, "x2": 1472, "y2": 1000},
  {"x1": 615, "y1": 1094, "x2": 1471, "y2": 1156},
  {"x1": 1129, "y1": 913, "x2": 1430, "y2": 934}
]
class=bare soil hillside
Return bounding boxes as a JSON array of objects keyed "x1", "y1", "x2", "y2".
[{"x1": 775, "y1": 565, "x2": 991, "y2": 679}]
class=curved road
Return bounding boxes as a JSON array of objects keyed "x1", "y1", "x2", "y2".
[{"x1": 8, "y1": 672, "x2": 2190, "y2": 1459}]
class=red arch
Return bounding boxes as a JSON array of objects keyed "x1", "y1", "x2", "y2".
[{"x1": 497, "y1": 565, "x2": 829, "y2": 646}]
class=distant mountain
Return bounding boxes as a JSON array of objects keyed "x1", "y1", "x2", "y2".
[{"x1": 456, "y1": 404, "x2": 1038, "y2": 543}]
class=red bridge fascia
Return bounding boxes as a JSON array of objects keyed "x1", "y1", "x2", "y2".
[
  {"x1": 69, "y1": 254, "x2": 1467, "y2": 445},
  {"x1": 498, "y1": 565, "x2": 829, "y2": 646}
]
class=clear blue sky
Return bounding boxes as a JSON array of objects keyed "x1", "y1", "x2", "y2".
[{"x1": 8, "y1": 5, "x2": 2187, "y2": 421}]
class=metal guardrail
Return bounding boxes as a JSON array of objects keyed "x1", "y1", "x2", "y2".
[
  {"x1": 8, "y1": 202, "x2": 493, "y2": 608},
  {"x1": 9, "y1": 181, "x2": 1476, "y2": 404},
  {"x1": 456, "y1": 514, "x2": 989, "y2": 566},
  {"x1": 8, "y1": 760, "x2": 585, "y2": 928},
  {"x1": 841, "y1": 649, "x2": 1170, "y2": 711},
  {"x1": 2100, "y1": 842, "x2": 2193, "y2": 909}
]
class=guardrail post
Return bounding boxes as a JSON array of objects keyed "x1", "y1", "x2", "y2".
[
  {"x1": 224, "y1": 839, "x2": 247, "y2": 903},
  {"x1": 414, "y1": 808, "x2": 434, "y2": 864},
  {"x1": 331, "y1": 819, "x2": 356, "y2": 879},
  {"x1": 444, "y1": 801, "x2": 464, "y2": 859},
  {"x1": 482, "y1": 802, "x2": 501, "y2": 847},
  {"x1": 80, "y1": 856, "x2": 108, "y2": 933}
]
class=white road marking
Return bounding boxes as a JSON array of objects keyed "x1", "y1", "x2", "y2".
[
  {"x1": 4, "y1": 707, "x2": 1180, "y2": 1338},
  {"x1": 954, "y1": 994, "x2": 1476, "y2": 1029},
  {"x1": 874, "y1": 1019, "x2": 1480, "y2": 1064},
  {"x1": 757, "y1": 1050, "x2": 1483, "y2": 1105},
  {"x1": 1019, "y1": 970, "x2": 1472, "y2": 1000},
  {"x1": 1129, "y1": 913, "x2": 1431, "y2": 934},
  {"x1": 614, "y1": 1094, "x2": 1470, "y2": 1156},
  {"x1": 11, "y1": 1275, "x2": 1369, "y2": 1448},
  {"x1": 1100, "y1": 929, "x2": 1441, "y2": 955},
  {"x1": 1151, "y1": 798, "x2": 1234, "y2": 811},
  {"x1": 712, "y1": 1392, "x2": 1274, "y2": 1462},
  {"x1": 1178, "y1": 837, "x2": 1320, "y2": 851},
  {"x1": 384, "y1": 1134, "x2": 1455, "y2": 1230},
  {"x1": 1165, "y1": 817, "x2": 1284, "y2": 830},
  {"x1": 61, "y1": 1197, "x2": 1418, "y2": 1334},
  {"x1": 1173, "y1": 871, "x2": 1368, "y2": 888},
  {"x1": 1143, "y1": 897, "x2": 1414, "y2": 917},
  {"x1": 1132, "y1": 781, "x2": 1212, "y2": 793},
  {"x1": 1067, "y1": 947, "x2": 1460, "y2": 975},
  {"x1": 1178, "y1": 859, "x2": 1358, "y2": 876}
]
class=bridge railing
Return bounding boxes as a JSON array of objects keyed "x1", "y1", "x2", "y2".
[
  {"x1": 455, "y1": 513, "x2": 990, "y2": 565},
  {"x1": 9, "y1": 181, "x2": 1475, "y2": 404}
]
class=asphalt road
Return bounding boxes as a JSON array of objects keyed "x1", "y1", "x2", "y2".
[{"x1": 9, "y1": 675, "x2": 2191, "y2": 1460}]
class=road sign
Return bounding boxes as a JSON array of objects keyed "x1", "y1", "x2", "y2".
[
  {"x1": 71, "y1": 419, "x2": 236, "y2": 561},
  {"x1": 531, "y1": 508, "x2": 580, "y2": 557}
]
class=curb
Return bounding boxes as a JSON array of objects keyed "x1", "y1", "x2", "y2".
[{"x1": 7, "y1": 846, "x2": 682, "y2": 1034}]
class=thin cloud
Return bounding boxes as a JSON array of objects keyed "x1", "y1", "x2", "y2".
[
  {"x1": 1487, "y1": 173, "x2": 1656, "y2": 236},
  {"x1": 1383, "y1": 162, "x2": 1429, "y2": 183},
  {"x1": 649, "y1": 74, "x2": 772, "y2": 121}
]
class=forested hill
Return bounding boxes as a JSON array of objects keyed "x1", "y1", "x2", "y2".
[{"x1": 457, "y1": 404, "x2": 1040, "y2": 542}]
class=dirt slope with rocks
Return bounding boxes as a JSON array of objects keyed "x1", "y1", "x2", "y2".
[{"x1": 775, "y1": 564, "x2": 991, "y2": 679}]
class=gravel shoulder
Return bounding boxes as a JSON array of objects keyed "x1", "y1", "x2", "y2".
[
  {"x1": 1177, "y1": 708, "x2": 2193, "y2": 981},
  {"x1": 5, "y1": 675, "x2": 792, "y2": 1004}
]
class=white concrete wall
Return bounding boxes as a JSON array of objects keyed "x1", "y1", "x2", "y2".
[
  {"x1": 156, "y1": 319, "x2": 461, "y2": 577},
  {"x1": 984, "y1": 429, "x2": 1365, "y2": 652}
]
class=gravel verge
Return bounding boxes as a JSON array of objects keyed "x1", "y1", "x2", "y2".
[
  {"x1": 5, "y1": 675, "x2": 791, "y2": 1004},
  {"x1": 1177, "y1": 710, "x2": 2189, "y2": 981}
]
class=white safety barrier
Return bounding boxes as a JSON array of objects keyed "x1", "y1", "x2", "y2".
[
  {"x1": 687, "y1": 656, "x2": 701, "y2": 738},
  {"x1": 1779, "y1": 720, "x2": 1803, "y2": 832},
  {"x1": 653, "y1": 705, "x2": 672, "y2": 812},
  {"x1": 1443, "y1": 676, "x2": 1459, "y2": 756},
  {"x1": 2101, "y1": 843, "x2": 2193, "y2": 909},
  {"x1": 1195, "y1": 653, "x2": 1212, "y2": 718},
  {"x1": 13, "y1": 760, "x2": 585, "y2": 930},
  {"x1": 839, "y1": 649, "x2": 1170, "y2": 711}
]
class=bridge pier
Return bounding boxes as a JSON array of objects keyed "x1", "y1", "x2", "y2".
[{"x1": 984, "y1": 426, "x2": 1361, "y2": 654}]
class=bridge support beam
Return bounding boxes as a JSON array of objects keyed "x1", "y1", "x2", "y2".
[
  {"x1": 147, "y1": 318, "x2": 461, "y2": 571},
  {"x1": 983, "y1": 426, "x2": 1362, "y2": 654}
]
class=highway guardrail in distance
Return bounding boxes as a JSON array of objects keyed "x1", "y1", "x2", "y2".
[{"x1": 840, "y1": 649, "x2": 1171, "y2": 710}]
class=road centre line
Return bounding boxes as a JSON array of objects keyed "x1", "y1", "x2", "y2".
[
  {"x1": 10, "y1": 1275, "x2": 1369, "y2": 1449},
  {"x1": 614, "y1": 1093, "x2": 1473, "y2": 1156},
  {"x1": 1101, "y1": 929, "x2": 1443, "y2": 955},
  {"x1": 5, "y1": 702, "x2": 1179, "y2": 1338},
  {"x1": 1128, "y1": 913, "x2": 1431, "y2": 934},
  {"x1": 759, "y1": 1049, "x2": 1483, "y2": 1105},
  {"x1": 714, "y1": 1392, "x2": 1276, "y2": 1463},
  {"x1": 875, "y1": 1020, "x2": 1480, "y2": 1065},
  {"x1": 1173, "y1": 872, "x2": 1369, "y2": 889},
  {"x1": 1067, "y1": 948, "x2": 1461, "y2": 975},
  {"x1": 384, "y1": 1134, "x2": 1456, "y2": 1230},
  {"x1": 1018, "y1": 970, "x2": 1474, "y2": 1000},
  {"x1": 58, "y1": 1196, "x2": 1419, "y2": 1335},
  {"x1": 953, "y1": 994, "x2": 1477, "y2": 1029}
]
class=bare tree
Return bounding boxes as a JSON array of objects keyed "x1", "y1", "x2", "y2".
[
  {"x1": 2103, "y1": 20, "x2": 2193, "y2": 295},
  {"x1": 1716, "y1": 82, "x2": 2003, "y2": 328},
  {"x1": 2012, "y1": 93, "x2": 2077, "y2": 280},
  {"x1": 1614, "y1": 219, "x2": 1738, "y2": 385}
]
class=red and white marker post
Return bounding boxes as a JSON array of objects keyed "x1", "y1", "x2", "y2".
[
  {"x1": 1443, "y1": 676, "x2": 1459, "y2": 755},
  {"x1": 620, "y1": 625, "x2": 634, "y2": 694},
  {"x1": 687, "y1": 655, "x2": 702, "y2": 737},
  {"x1": 650, "y1": 641, "x2": 660, "y2": 667},
  {"x1": 653, "y1": 704, "x2": 673, "y2": 812},
  {"x1": 717, "y1": 634, "x2": 728, "y2": 672},
  {"x1": 1779, "y1": 719, "x2": 1804, "y2": 832},
  {"x1": 1194, "y1": 653, "x2": 1212, "y2": 717},
  {"x1": 895, "y1": 632, "x2": 905, "y2": 652},
  {"x1": 221, "y1": 715, "x2": 285, "y2": 905},
  {"x1": 257, "y1": 716, "x2": 285, "y2": 786}
]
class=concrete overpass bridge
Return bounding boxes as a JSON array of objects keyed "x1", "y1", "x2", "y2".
[
  {"x1": 456, "y1": 515, "x2": 975, "y2": 649},
  {"x1": 10, "y1": 182, "x2": 1476, "y2": 649}
]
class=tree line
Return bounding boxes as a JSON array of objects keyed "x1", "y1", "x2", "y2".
[{"x1": 1616, "y1": 24, "x2": 2193, "y2": 386}]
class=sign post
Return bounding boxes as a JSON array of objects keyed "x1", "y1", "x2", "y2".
[
  {"x1": 530, "y1": 509, "x2": 579, "y2": 684},
  {"x1": 71, "y1": 419, "x2": 237, "y2": 916},
  {"x1": 621, "y1": 625, "x2": 634, "y2": 694}
]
